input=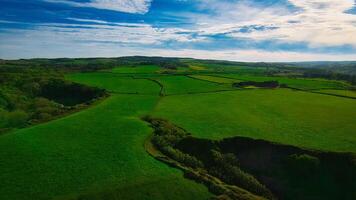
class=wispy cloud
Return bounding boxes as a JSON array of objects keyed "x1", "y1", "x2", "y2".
[
  {"x1": 44, "y1": 0, "x2": 152, "y2": 14},
  {"x1": 0, "y1": 0, "x2": 356, "y2": 61},
  {"x1": 0, "y1": 20, "x2": 197, "y2": 47},
  {"x1": 185, "y1": 0, "x2": 356, "y2": 47}
]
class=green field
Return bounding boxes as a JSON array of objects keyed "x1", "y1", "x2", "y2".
[
  {"x1": 214, "y1": 74, "x2": 350, "y2": 90},
  {"x1": 154, "y1": 75, "x2": 232, "y2": 95},
  {"x1": 152, "y1": 89, "x2": 356, "y2": 152},
  {"x1": 68, "y1": 73, "x2": 160, "y2": 95},
  {"x1": 1, "y1": 64, "x2": 355, "y2": 199},
  {"x1": 189, "y1": 75, "x2": 238, "y2": 84},
  {"x1": 111, "y1": 65, "x2": 160, "y2": 74},
  {"x1": 0, "y1": 94, "x2": 211, "y2": 200},
  {"x1": 316, "y1": 89, "x2": 356, "y2": 98}
]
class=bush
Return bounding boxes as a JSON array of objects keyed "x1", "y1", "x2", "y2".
[
  {"x1": 0, "y1": 91, "x2": 9, "y2": 109},
  {"x1": 210, "y1": 150, "x2": 273, "y2": 199},
  {"x1": 0, "y1": 109, "x2": 7, "y2": 128},
  {"x1": 286, "y1": 154, "x2": 320, "y2": 176},
  {"x1": 147, "y1": 117, "x2": 204, "y2": 169},
  {"x1": 6, "y1": 110, "x2": 28, "y2": 128},
  {"x1": 233, "y1": 81, "x2": 280, "y2": 88}
]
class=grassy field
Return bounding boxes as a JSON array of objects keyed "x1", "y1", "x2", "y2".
[
  {"x1": 189, "y1": 75, "x2": 238, "y2": 84},
  {"x1": 214, "y1": 74, "x2": 350, "y2": 90},
  {"x1": 316, "y1": 89, "x2": 356, "y2": 98},
  {"x1": 68, "y1": 73, "x2": 160, "y2": 95},
  {"x1": 0, "y1": 94, "x2": 211, "y2": 200},
  {"x1": 1, "y1": 64, "x2": 355, "y2": 199},
  {"x1": 154, "y1": 75, "x2": 232, "y2": 95},
  {"x1": 152, "y1": 89, "x2": 356, "y2": 153},
  {"x1": 111, "y1": 65, "x2": 160, "y2": 74}
]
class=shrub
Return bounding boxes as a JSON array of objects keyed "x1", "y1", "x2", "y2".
[
  {"x1": 6, "y1": 110, "x2": 28, "y2": 128},
  {"x1": 0, "y1": 108, "x2": 7, "y2": 128},
  {"x1": 233, "y1": 81, "x2": 280, "y2": 88},
  {"x1": 0, "y1": 91, "x2": 9, "y2": 109},
  {"x1": 286, "y1": 154, "x2": 320, "y2": 176},
  {"x1": 210, "y1": 150, "x2": 273, "y2": 199}
]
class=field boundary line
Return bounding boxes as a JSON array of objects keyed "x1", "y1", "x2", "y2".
[
  {"x1": 186, "y1": 75, "x2": 226, "y2": 85},
  {"x1": 286, "y1": 86, "x2": 356, "y2": 100}
]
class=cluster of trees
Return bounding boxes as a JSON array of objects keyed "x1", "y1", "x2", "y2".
[
  {"x1": 0, "y1": 58, "x2": 120, "y2": 72},
  {"x1": 290, "y1": 61, "x2": 356, "y2": 75},
  {"x1": 145, "y1": 117, "x2": 204, "y2": 169},
  {"x1": 302, "y1": 69, "x2": 356, "y2": 85},
  {"x1": 120, "y1": 56, "x2": 189, "y2": 70},
  {"x1": 40, "y1": 79, "x2": 105, "y2": 106},
  {"x1": 145, "y1": 117, "x2": 273, "y2": 199},
  {"x1": 208, "y1": 150, "x2": 274, "y2": 199},
  {"x1": 0, "y1": 65, "x2": 105, "y2": 133},
  {"x1": 286, "y1": 154, "x2": 320, "y2": 176},
  {"x1": 11, "y1": 57, "x2": 194, "y2": 72},
  {"x1": 233, "y1": 81, "x2": 280, "y2": 88}
]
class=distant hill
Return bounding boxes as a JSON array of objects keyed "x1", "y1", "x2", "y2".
[{"x1": 287, "y1": 61, "x2": 356, "y2": 75}]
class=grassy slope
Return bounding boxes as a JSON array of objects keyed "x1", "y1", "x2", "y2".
[
  {"x1": 214, "y1": 74, "x2": 349, "y2": 90},
  {"x1": 0, "y1": 75, "x2": 211, "y2": 199},
  {"x1": 1, "y1": 65, "x2": 355, "y2": 199},
  {"x1": 111, "y1": 65, "x2": 160, "y2": 74},
  {"x1": 154, "y1": 76, "x2": 232, "y2": 95},
  {"x1": 189, "y1": 75, "x2": 237, "y2": 84},
  {"x1": 153, "y1": 89, "x2": 356, "y2": 153},
  {"x1": 68, "y1": 73, "x2": 159, "y2": 95},
  {"x1": 316, "y1": 89, "x2": 356, "y2": 98}
]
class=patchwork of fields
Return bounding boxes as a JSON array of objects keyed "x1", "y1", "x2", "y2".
[
  {"x1": 153, "y1": 89, "x2": 356, "y2": 152},
  {"x1": 0, "y1": 64, "x2": 355, "y2": 199},
  {"x1": 0, "y1": 78, "x2": 211, "y2": 200}
]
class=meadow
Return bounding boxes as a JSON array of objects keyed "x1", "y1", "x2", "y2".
[
  {"x1": 68, "y1": 65, "x2": 356, "y2": 153},
  {"x1": 212, "y1": 74, "x2": 350, "y2": 90},
  {"x1": 152, "y1": 89, "x2": 356, "y2": 152},
  {"x1": 0, "y1": 63, "x2": 355, "y2": 199},
  {"x1": 68, "y1": 73, "x2": 160, "y2": 95},
  {"x1": 316, "y1": 89, "x2": 356, "y2": 98},
  {"x1": 0, "y1": 94, "x2": 211, "y2": 200}
]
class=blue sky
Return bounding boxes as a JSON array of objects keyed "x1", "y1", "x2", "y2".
[{"x1": 0, "y1": 0, "x2": 356, "y2": 61}]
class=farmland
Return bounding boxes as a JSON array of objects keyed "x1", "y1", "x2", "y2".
[
  {"x1": 0, "y1": 60, "x2": 355, "y2": 200},
  {"x1": 152, "y1": 89, "x2": 356, "y2": 152},
  {"x1": 0, "y1": 94, "x2": 211, "y2": 200}
]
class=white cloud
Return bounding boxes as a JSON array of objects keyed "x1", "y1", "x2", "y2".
[
  {"x1": 147, "y1": 49, "x2": 356, "y2": 62},
  {"x1": 2, "y1": 0, "x2": 356, "y2": 61},
  {"x1": 2, "y1": 28, "x2": 355, "y2": 61},
  {"x1": 44, "y1": 0, "x2": 152, "y2": 14},
  {"x1": 0, "y1": 21, "x2": 355, "y2": 62},
  {"x1": 0, "y1": 21, "x2": 197, "y2": 48},
  {"x1": 187, "y1": 0, "x2": 356, "y2": 47}
]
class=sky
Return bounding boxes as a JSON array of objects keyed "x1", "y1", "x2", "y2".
[{"x1": 0, "y1": 0, "x2": 356, "y2": 61}]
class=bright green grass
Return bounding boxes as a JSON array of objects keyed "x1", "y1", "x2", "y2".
[
  {"x1": 316, "y1": 89, "x2": 356, "y2": 98},
  {"x1": 153, "y1": 89, "x2": 356, "y2": 153},
  {"x1": 0, "y1": 95, "x2": 211, "y2": 200},
  {"x1": 185, "y1": 62, "x2": 267, "y2": 74},
  {"x1": 67, "y1": 73, "x2": 160, "y2": 94},
  {"x1": 189, "y1": 75, "x2": 238, "y2": 84},
  {"x1": 215, "y1": 74, "x2": 349, "y2": 90},
  {"x1": 112, "y1": 65, "x2": 160, "y2": 74},
  {"x1": 154, "y1": 75, "x2": 233, "y2": 95}
]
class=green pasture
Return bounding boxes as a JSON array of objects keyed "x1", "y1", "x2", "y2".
[
  {"x1": 68, "y1": 73, "x2": 160, "y2": 94},
  {"x1": 154, "y1": 75, "x2": 232, "y2": 95},
  {"x1": 111, "y1": 65, "x2": 160, "y2": 74},
  {"x1": 189, "y1": 75, "x2": 237, "y2": 84},
  {"x1": 153, "y1": 89, "x2": 356, "y2": 153},
  {"x1": 1, "y1": 67, "x2": 355, "y2": 200},
  {"x1": 0, "y1": 94, "x2": 211, "y2": 200},
  {"x1": 316, "y1": 89, "x2": 356, "y2": 98},
  {"x1": 213, "y1": 74, "x2": 349, "y2": 90},
  {"x1": 184, "y1": 62, "x2": 266, "y2": 74}
]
